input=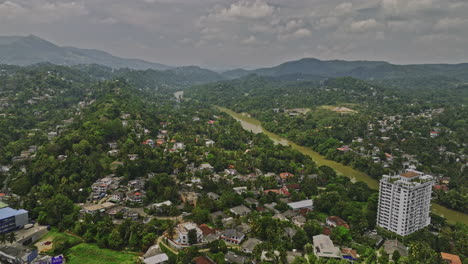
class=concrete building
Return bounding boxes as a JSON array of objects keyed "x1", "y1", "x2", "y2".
[
  {"x1": 377, "y1": 169, "x2": 434, "y2": 236},
  {"x1": 312, "y1": 235, "x2": 341, "y2": 259},
  {"x1": 287, "y1": 199, "x2": 313, "y2": 210},
  {"x1": 0, "y1": 207, "x2": 28, "y2": 234}
]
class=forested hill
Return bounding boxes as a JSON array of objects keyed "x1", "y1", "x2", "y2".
[
  {"x1": 0, "y1": 35, "x2": 170, "y2": 70},
  {"x1": 187, "y1": 76, "x2": 468, "y2": 213},
  {"x1": 0, "y1": 63, "x2": 225, "y2": 92},
  {"x1": 222, "y1": 58, "x2": 468, "y2": 83}
]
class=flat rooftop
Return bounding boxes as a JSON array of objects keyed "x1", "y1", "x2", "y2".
[{"x1": 0, "y1": 207, "x2": 28, "y2": 219}]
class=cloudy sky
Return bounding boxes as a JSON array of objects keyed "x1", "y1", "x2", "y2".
[{"x1": 1, "y1": 0, "x2": 468, "y2": 69}]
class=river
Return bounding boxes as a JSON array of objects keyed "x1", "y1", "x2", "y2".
[
  {"x1": 215, "y1": 106, "x2": 468, "y2": 225},
  {"x1": 174, "y1": 91, "x2": 467, "y2": 224}
]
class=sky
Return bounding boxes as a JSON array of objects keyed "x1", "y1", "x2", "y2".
[{"x1": 1, "y1": 0, "x2": 468, "y2": 69}]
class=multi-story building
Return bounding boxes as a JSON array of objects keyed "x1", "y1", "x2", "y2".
[
  {"x1": 377, "y1": 169, "x2": 434, "y2": 236},
  {"x1": 0, "y1": 207, "x2": 28, "y2": 234}
]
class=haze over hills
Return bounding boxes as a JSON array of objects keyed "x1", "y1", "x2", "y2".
[
  {"x1": 0, "y1": 35, "x2": 171, "y2": 70},
  {"x1": 222, "y1": 58, "x2": 468, "y2": 82},
  {"x1": 2, "y1": 35, "x2": 468, "y2": 85}
]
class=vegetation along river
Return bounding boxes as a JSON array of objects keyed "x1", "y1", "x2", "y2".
[{"x1": 215, "y1": 105, "x2": 468, "y2": 225}]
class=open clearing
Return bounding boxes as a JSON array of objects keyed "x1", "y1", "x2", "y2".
[
  {"x1": 319, "y1": 105, "x2": 357, "y2": 114},
  {"x1": 67, "y1": 243, "x2": 138, "y2": 264}
]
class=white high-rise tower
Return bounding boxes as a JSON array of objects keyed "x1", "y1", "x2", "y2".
[{"x1": 377, "y1": 169, "x2": 434, "y2": 236}]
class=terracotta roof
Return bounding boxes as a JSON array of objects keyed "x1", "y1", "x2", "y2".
[
  {"x1": 342, "y1": 248, "x2": 358, "y2": 259},
  {"x1": 280, "y1": 172, "x2": 294, "y2": 179},
  {"x1": 401, "y1": 171, "x2": 419, "y2": 178},
  {"x1": 199, "y1": 224, "x2": 217, "y2": 236},
  {"x1": 327, "y1": 216, "x2": 350, "y2": 229},
  {"x1": 193, "y1": 256, "x2": 215, "y2": 264},
  {"x1": 441, "y1": 253, "x2": 462, "y2": 264}
]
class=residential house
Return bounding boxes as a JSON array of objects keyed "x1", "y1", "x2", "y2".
[
  {"x1": 127, "y1": 190, "x2": 145, "y2": 203},
  {"x1": 143, "y1": 139, "x2": 155, "y2": 148},
  {"x1": 292, "y1": 215, "x2": 306, "y2": 228},
  {"x1": 313, "y1": 235, "x2": 342, "y2": 259},
  {"x1": 288, "y1": 199, "x2": 313, "y2": 211},
  {"x1": 110, "y1": 191, "x2": 125, "y2": 203},
  {"x1": 174, "y1": 142, "x2": 185, "y2": 150},
  {"x1": 128, "y1": 178, "x2": 146, "y2": 190},
  {"x1": 280, "y1": 172, "x2": 294, "y2": 182},
  {"x1": 326, "y1": 216, "x2": 350, "y2": 229},
  {"x1": 143, "y1": 253, "x2": 169, "y2": 264},
  {"x1": 207, "y1": 192, "x2": 220, "y2": 200},
  {"x1": 383, "y1": 240, "x2": 408, "y2": 258},
  {"x1": 181, "y1": 192, "x2": 198, "y2": 206},
  {"x1": 128, "y1": 154, "x2": 139, "y2": 161},
  {"x1": 230, "y1": 205, "x2": 251, "y2": 216},
  {"x1": 150, "y1": 200, "x2": 173, "y2": 211},
  {"x1": 224, "y1": 251, "x2": 246, "y2": 264},
  {"x1": 440, "y1": 252, "x2": 462, "y2": 264},
  {"x1": 193, "y1": 256, "x2": 216, "y2": 264},
  {"x1": 199, "y1": 224, "x2": 219, "y2": 243},
  {"x1": 205, "y1": 140, "x2": 215, "y2": 147},
  {"x1": 220, "y1": 229, "x2": 245, "y2": 244},
  {"x1": 233, "y1": 187, "x2": 247, "y2": 195},
  {"x1": 199, "y1": 163, "x2": 214, "y2": 172},
  {"x1": 244, "y1": 198, "x2": 259, "y2": 207},
  {"x1": 241, "y1": 238, "x2": 262, "y2": 253},
  {"x1": 170, "y1": 222, "x2": 204, "y2": 247}
]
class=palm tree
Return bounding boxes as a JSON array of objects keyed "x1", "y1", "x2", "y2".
[
  {"x1": 0, "y1": 233, "x2": 7, "y2": 244},
  {"x1": 7, "y1": 232, "x2": 17, "y2": 244}
]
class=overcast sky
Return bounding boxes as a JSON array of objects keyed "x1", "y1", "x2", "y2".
[{"x1": 1, "y1": 0, "x2": 468, "y2": 69}]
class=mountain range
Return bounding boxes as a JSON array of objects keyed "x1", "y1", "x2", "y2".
[
  {"x1": 0, "y1": 35, "x2": 170, "y2": 70},
  {"x1": 1, "y1": 35, "x2": 468, "y2": 84}
]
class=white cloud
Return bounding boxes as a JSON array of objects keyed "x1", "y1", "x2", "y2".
[
  {"x1": 434, "y1": 17, "x2": 468, "y2": 31},
  {"x1": 217, "y1": 0, "x2": 276, "y2": 19},
  {"x1": 242, "y1": 35, "x2": 257, "y2": 44},
  {"x1": 349, "y1": 19, "x2": 379, "y2": 33},
  {"x1": 292, "y1": 28, "x2": 312, "y2": 37},
  {"x1": 0, "y1": 1, "x2": 88, "y2": 23}
]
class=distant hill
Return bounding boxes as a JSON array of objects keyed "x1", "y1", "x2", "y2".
[
  {"x1": 222, "y1": 58, "x2": 468, "y2": 81},
  {"x1": 0, "y1": 35, "x2": 171, "y2": 70}
]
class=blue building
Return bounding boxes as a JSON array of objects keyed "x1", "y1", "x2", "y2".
[{"x1": 0, "y1": 207, "x2": 28, "y2": 233}]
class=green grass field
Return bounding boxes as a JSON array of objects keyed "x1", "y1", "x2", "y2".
[{"x1": 67, "y1": 243, "x2": 138, "y2": 264}]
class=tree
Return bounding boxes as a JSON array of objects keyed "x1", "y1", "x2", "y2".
[
  {"x1": 378, "y1": 250, "x2": 389, "y2": 264},
  {"x1": 191, "y1": 207, "x2": 209, "y2": 224},
  {"x1": 303, "y1": 220, "x2": 322, "y2": 240},
  {"x1": 7, "y1": 232, "x2": 17, "y2": 244},
  {"x1": 188, "y1": 229, "x2": 197, "y2": 245},
  {"x1": 292, "y1": 229, "x2": 308, "y2": 250},
  {"x1": 392, "y1": 250, "x2": 401, "y2": 263},
  {"x1": 107, "y1": 229, "x2": 124, "y2": 250},
  {"x1": 330, "y1": 226, "x2": 351, "y2": 245}
]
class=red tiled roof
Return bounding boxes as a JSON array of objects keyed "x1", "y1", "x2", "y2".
[
  {"x1": 194, "y1": 256, "x2": 215, "y2": 264},
  {"x1": 327, "y1": 216, "x2": 350, "y2": 229},
  {"x1": 199, "y1": 224, "x2": 217, "y2": 236},
  {"x1": 441, "y1": 253, "x2": 462, "y2": 264},
  {"x1": 280, "y1": 172, "x2": 294, "y2": 179},
  {"x1": 286, "y1": 184, "x2": 301, "y2": 190},
  {"x1": 401, "y1": 171, "x2": 419, "y2": 178}
]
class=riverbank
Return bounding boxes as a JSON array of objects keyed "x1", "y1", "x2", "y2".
[{"x1": 215, "y1": 105, "x2": 468, "y2": 225}]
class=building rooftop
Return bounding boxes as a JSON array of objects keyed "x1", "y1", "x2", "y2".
[
  {"x1": 441, "y1": 252, "x2": 462, "y2": 264},
  {"x1": 288, "y1": 199, "x2": 313, "y2": 210},
  {"x1": 313, "y1": 234, "x2": 341, "y2": 258},
  {"x1": 0, "y1": 207, "x2": 28, "y2": 219},
  {"x1": 401, "y1": 171, "x2": 420, "y2": 178}
]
